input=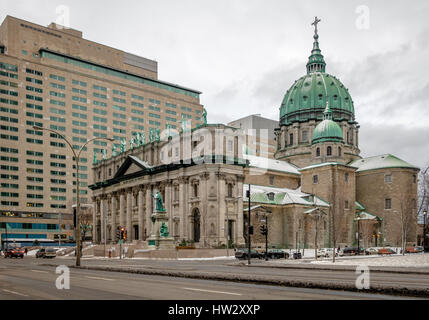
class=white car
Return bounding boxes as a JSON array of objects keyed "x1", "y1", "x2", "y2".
[{"x1": 317, "y1": 248, "x2": 338, "y2": 257}]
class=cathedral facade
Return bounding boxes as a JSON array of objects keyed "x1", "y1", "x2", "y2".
[{"x1": 90, "y1": 20, "x2": 419, "y2": 249}]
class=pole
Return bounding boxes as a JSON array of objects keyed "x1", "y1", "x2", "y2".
[
  {"x1": 357, "y1": 218, "x2": 360, "y2": 255},
  {"x1": 423, "y1": 212, "x2": 426, "y2": 249},
  {"x1": 315, "y1": 215, "x2": 318, "y2": 261},
  {"x1": 104, "y1": 207, "x2": 107, "y2": 258},
  {"x1": 32, "y1": 126, "x2": 114, "y2": 267},
  {"x1": 265, "y1": 214, "x2": 268, "y2": 261},
  {"x1": 58, "y1": 212, "x2": 62, "y2": 249},
  {"x1": 247, "y1": 184, "x2": 251, "y2": 265}
]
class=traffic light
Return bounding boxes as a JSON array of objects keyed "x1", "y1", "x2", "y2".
[
  {"x1": 260, "y1": 225, "x2": 267, "y2": 236},
  {"x1": 123, "y1": 230, "x2": 127, "y2": 241},
  {"x1": 116, "y1": 227, "x2": 121, "y2": 240},
  {"x1": 120, "y1": 227, "x2": 125, "y2": 240}
]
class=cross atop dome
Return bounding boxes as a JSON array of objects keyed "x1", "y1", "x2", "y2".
[
  {"x1": 306, "y1": 16, "x2": 326, "y2": 74},
  {"x1": 311, "y1": 16, "x2": 321, "y2": 36}
]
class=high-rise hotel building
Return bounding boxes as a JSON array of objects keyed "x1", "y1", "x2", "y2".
[{"x1": 0, "y1": 16, "x2": 203, "y2": 245}]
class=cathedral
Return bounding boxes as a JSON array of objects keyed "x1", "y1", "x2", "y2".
[{"x1": 91, "y1": 18, "x2": 419, "y2": 250}]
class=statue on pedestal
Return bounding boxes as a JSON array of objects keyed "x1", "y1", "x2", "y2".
[{"x1": 151, "y1": 191, "x2": 166, "y2": 212}]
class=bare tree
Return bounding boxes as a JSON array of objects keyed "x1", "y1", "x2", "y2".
[
  {"x1": 80, "y1": 207, "x2": 93, "y2": 244},
  {"x1": 398, "y1": 189, "x2": 417, "y2": 255},
  {"x1": 418, "y1": 166, "x2": 429, "y2": 216}
]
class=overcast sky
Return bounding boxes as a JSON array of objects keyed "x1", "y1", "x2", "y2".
[{"x1": 2, "y1": 0, "x2": 429, "y2": 167}]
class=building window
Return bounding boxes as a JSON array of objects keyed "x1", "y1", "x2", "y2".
[
  {"x1": 193, "y1": 184, "x2": 198, "y2": 197},
  {"x1": 316, "y1": 147, "x2": 320, "y2": 157},
  {"x1": 327, "y1": 146, "x2": 332, "y2": 156},
  {"x1": 267, "y1": 192, "x2": 275, "y2": 201},
  {"x1": 269, "y1": 175, "x2": 274, "y2": 185},
  {"x1": 345, "y1": 200, "x2": 349, "y2": 209},
  {"x1": 227, "y1": 184, "x2": 233, "y2": 197},
  {"x1": 338, "y1": 147, "x2": 342, "y2": 156},
  {"x1": 385, "y1": 198, "x2": 392, "y2": 210},
  {"x1": 289, "y1": 133, "x2": 293, "y2": 146},
  {"x1": 345, "y1": 173, "x2": 349, "y2": 182},
  {"x1": 302, "y1": 130, "x2": 308, "y2": 143},
  {"x1": 385, "y1": 174, "x2": 392, "y2": 183},
  {"x1": 313, "y1": 175, "x2": 318, "y2": 184}
]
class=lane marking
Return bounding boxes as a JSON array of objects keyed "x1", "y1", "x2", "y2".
[
  {"x1": 84, "y1": 276, "x2": 115, "y2": 281},
  {"x1": 2, "y1": 289, "x2": 29, "y2": 297},
  {"x1": 31, "y1": 270, "x2": 48, "y2": 274},
  {"x1": 182, "y1": 287, "x2": 242, "y2": 296}
]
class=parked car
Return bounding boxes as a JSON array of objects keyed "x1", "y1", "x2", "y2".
[
  {"x1": 234, "y1": 249, "x2": 262, "y2": 260},
  {"x1": 365, "y1": 247, "x2": 378, "y2": 255},
  {"x1": 36, "y1": 248, "x2": 57, "y2": 259},
  {"x1": 377, "y1": 248, "x2": 395, "y2": 255},
  {"x1": 4, "y1": 248, "x2": 24, "y2": 259},
  {"x1": 414, "y1": 246, "x2": 424, "y2": 253},
  {"x1": 266, "y1": 249, "x2": 289, "y2": 259},
  {"x1": 339, "y1": 247, "x2": 363, "y2": 256},
  {"x1": 317, "y1": 248, "x2": 338, "y2": 258},
  {"x1": 405, "y1": 246, "x2": 424, "y2": 254}
]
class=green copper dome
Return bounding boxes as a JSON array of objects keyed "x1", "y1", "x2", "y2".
[
  {"x1": 312, "y1": 119, "x2": 344, "y2": 144},
  {"x1": 311, "y1": 101, "x2": 344, "y2": 144},
  {"x1": 279, "y1": 18, "x2": 355, "y2": 126}
]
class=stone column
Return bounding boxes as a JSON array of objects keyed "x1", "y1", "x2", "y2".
[
  {"x1": 217, "y1": 173, "x2": 226, "y2": 244},
  {"x1": 236, "y1": 176, "x2": 245, "y2": 245},
  {"x1": 138, "y1": 188, "x2": 144, "y2": 241},
  {"x1": 146, "y1": 187, "x2": 152, "y2": 238},
  {"x1": 126, "y1": 189, "x2": 133, "y2": 242},
  {"x1": 178, "y1": 177, "x2": 188, "y2": 239},
  {"x1": 119, "y1": 192, "x2": 126, "y2": 228},
  {"x1": 165, "y1": 180, "x2": 172, "y2": 232},
  {"x1": 101, "y1": 197, "x2": 108, "y2": 244},
  {"x1": 200, "y1": 173, "x2": 210, "y2": 246},
  {"x1": 92, "y1": 197, "x2": 98, "y2": 243},
  {"x1": 111, "y1": 195, "x2": 117, "y2": 242}
]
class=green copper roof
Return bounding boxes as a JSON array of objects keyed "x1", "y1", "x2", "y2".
[
  {"x1": 349, "y1": 154, "x2": 420, "y2": 172},
  {"x1": 279, "y1": 18, "x2": 355, "y2": 126}
]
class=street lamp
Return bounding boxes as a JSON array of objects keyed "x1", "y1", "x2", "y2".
[
  {"x1": 33, "y1": 126, "x2": 114, "y2": 267},
  {"x1": 423, "y1": 210, "x2": 427, "y2": 250}
]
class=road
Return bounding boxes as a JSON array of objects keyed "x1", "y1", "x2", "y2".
[
  {"x1": 0, "y1": 257, "x2": 424, "y2": 300},
  {"x1": 49, "y1": 255, "x2": 429, "y2": 290}
]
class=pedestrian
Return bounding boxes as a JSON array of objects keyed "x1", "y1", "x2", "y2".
[{"x1": 25, "y1": 248, "x2": 28, "y2": 256}]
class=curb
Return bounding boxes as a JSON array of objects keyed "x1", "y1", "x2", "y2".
[
  {"x1": 241, "y1": 262, "x2": 429, "y2": 275},
  {"x1": 41, "y1": 263, "x2": 429, "y2": 298}
]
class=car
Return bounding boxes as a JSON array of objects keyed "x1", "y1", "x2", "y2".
[
  {"x1": 4, "y1": 248, "x2": 24, "y2": 259},
  {"x1": 377, "y1": 248, "x2": 395, "y2": 255},
  {"x1": 365, "y1": 247, "x2": 378, "y2": 255},
  {"x1": 317, "y1": 248, "x2": 338, "y2": 258},
  {"x1": 339, "y1": 247, "x2": 363, "y2": 256},
  {"x1": 414, "y1": 246, "x2": 424, "y2": 253},
  {"x1": 35, "y1": 248, "x2": 57, "y2": 259},
  {"x1": 266, "y1": 249, "x2": 289, "y2": 259},
  {"x1": 234, "y1": 249, "x2": 262, "y2": 260},
  {"x1": 405, "y1": 246, "x2": 424, "y2": 254}
]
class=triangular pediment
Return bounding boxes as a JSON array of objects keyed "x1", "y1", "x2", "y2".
[{"x1": 114, "y1": 156, "x2": 153, "y2": 179}]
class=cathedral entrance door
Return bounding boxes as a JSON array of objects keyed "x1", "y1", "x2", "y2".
[{"x1": 193, "y1": 208, "x2": 200, "y2": 243}]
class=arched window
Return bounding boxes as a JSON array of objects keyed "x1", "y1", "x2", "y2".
[
  {"x1": 193, "y1": 184, "x2": 198, "y2": 197},
  {"x1": 289, "y1": 133, "x2": 294, "y2": 146},
  {"x1": 316, "y1": 147, "x2": 320, "y2": 157},
  {"x1": 338, "y1": 147, "x2": 342, "y2": 157},
  {"x1": 327, "y1": 146, "x2": 332, "y2": 156}
]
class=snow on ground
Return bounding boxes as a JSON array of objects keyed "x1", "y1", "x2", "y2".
[{"x1": 310, "y1": 253, "x2": 429, "y2": 267}]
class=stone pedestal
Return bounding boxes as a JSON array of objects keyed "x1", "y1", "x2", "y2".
[{"x1": 147, "y1": 210, "x2": 175, "y2": 249}]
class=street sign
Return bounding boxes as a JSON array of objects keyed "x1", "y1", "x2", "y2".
[{"x1": 118, "y1": 239, "x2": 124, "y2": 245}]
